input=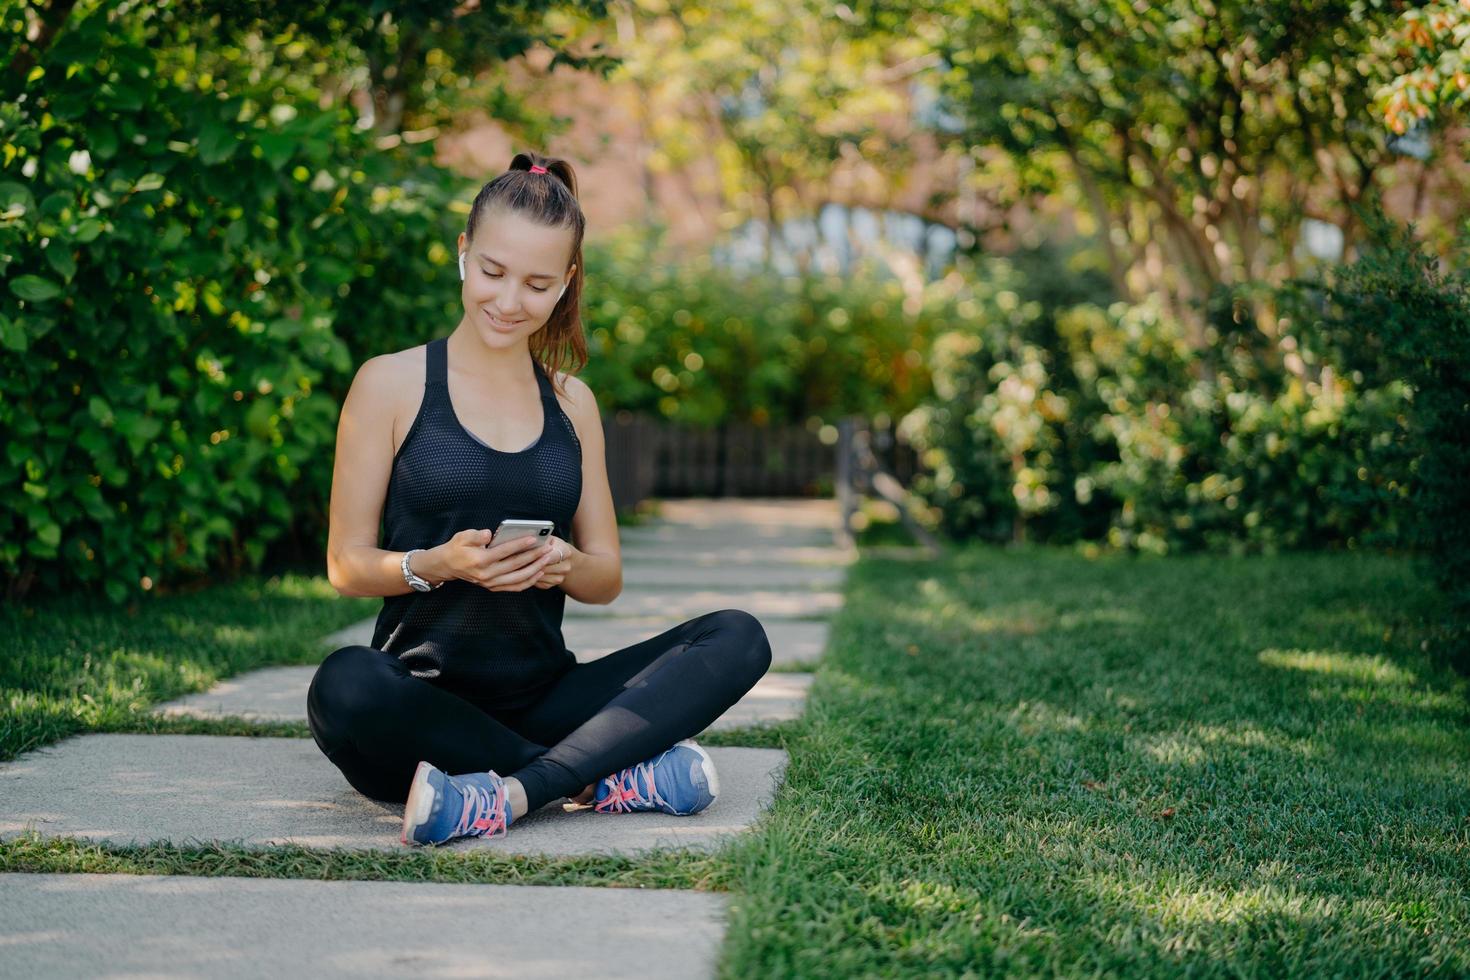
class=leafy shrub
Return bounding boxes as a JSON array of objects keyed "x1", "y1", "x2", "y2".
[
  {"x1": 1314, "y1": 205, "x2": 1470, "y2": 651},
  {"x1": 0, "y1": 1, "x2": 463, "y2": 601},
  {"x1": 901, "y1": 245, "x2": 1415, "y2": 556},
  {"x1": 899, "y1": 243, "x2": 1135, "y2": 544},
  {"x1": 577, "y1": 226, "x2": 939, "y2": 428}
]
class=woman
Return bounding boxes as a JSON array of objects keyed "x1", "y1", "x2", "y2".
[{"x1": 309, "y1": 152, "x2": 773, "y2": 847}]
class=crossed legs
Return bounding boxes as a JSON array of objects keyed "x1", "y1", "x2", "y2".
[{"x1": 307, "y1": 609, "x2": 773, "y2": 814}]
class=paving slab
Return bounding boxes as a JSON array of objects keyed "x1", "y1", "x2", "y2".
[
  {"x1": 566, "y1": 589, "x2": 840, "y2": 619},
  {"x1": 0, "y1": 735, "x2": 787, "y2": 857},
  {"x1": 152, "y1": 667, "x2": 812, "y2": 731},
  {"x1": 152, "y1": 664, "x2": 318, "y2": 724},
  {"x1": 322, "y1": 615, "x2": 828, "y2": 667},
  {"x1": 704, "y1": 672, "x2": 812, "y2": 730},
  {"x1": 619, "y1": 542, "x2": 856, "y2": 566},
  {"x1": 620, "y1": 561, "x2": 846, "y2": 590},
  {"x1": 0, "y1": 872, "x2": 727, "y2": 979},
  {"x1": 618, "y1": 526, "x2": 836, "y2": 550},
  {"x1": 649, "y1": 497, "x2": 842, "y2": 529}
]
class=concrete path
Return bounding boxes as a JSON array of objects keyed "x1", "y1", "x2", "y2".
[
  {"x1": 620, "y1": 542, "x2": 854, "y2": 565},
  {"x1": 621, "y1": 563, "x2": 847, "y2": 589},
  {"x1": 564, "y1": 588, "x2": 842, "y2": 619},
  {"x1": 151, "y1": 666, "x2": 813, "y2": 732},
  {"x1": 0, "y1": 872, "x2": 727, "y2": 978},
  {"x1": 0, "y1": 735, "x2": 788, "y2": 857}
]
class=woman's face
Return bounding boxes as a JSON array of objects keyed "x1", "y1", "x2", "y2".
[{"x1": 457, "y1": 208, "x2": 575, "y2": 347}]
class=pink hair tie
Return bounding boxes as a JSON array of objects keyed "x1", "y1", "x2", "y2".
[{"x1": 529, "y1": 165, "x2": 548, "y2": 174}]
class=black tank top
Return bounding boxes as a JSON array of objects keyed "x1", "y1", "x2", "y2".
[{"x1": 369, "y1": 336, "x2": 583, "y2": 710}]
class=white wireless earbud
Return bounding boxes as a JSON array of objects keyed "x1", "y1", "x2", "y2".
[
  {"x1": 557, "y1": 282, "x2": 567, "y2": 301},
  {"x1": 458, "y1": 252, "x2": 466, "y2": 281}
]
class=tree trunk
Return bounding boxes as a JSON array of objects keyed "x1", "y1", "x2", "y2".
[{"x1": 1069, "y1": 152, "x2": 1134, "y2": 302}]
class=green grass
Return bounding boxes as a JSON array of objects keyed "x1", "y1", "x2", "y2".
[
  {"x1": 0, "y1": 574, "x2": 378, "y2": 762},
  {"x1": 3, "y1": 545, "x2": 1466, "y2": 976},
  {"x1": 0, "y1": 832, "x2": 734, "y2": 892},
  {"x1": 718, "y1": 544, "x2": 1470, "y2": 977}
]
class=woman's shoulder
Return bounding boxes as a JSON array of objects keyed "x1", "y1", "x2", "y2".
[
  {"x1": 550, "y1": 369, "x2": 596, "y2": 414},
  {"x1": 348, "y1": 345, "x2": 430, "y2": 444},
  {"x1": 550, "y1": 372, "x2": 607, "y2": 451},
  {"x1": 356, "y1": 343, "x2": 429, "y2": 389}
]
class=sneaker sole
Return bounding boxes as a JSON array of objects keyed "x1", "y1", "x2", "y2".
[
  {"x1": 401, "y1": 760, "x2": 437, "y2": 845},
  {"x1": 677, "y1": 738, "x2": 720, "y2": 805}
]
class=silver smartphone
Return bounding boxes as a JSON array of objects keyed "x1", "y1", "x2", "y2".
[{"x1": 490, "y1": 518, "x2": 555, "y2": 547}]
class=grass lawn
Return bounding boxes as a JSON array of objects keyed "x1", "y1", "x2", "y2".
[
  {"x1": 721, "y1": 544, "x2": 1469, "y2": 976},
  {"x1": 0, "y1": 575, "x2": 379, "y2": 761},
  {"x1": 2, "y1": 545, "x2": 1466, "y2": 976}
]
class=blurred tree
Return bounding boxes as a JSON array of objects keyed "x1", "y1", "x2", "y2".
[
  {"x1": 606, "y1": 0, "x2": 943, "y2": 272},
  {"x1": 1377, "y1": 0, "x2": 1470, "y2": 136},
  {"x1": 849, "y1": 0, "x2": 1432, "y2": 348}
]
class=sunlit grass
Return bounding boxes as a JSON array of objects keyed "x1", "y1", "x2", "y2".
[
  {"x1": 0, "y1": 574, "x2": 378, "y2": 761},
  {"x1": 720, "y1": 544, "x2": 1470, "y2": 977},
  {"x1": 1259, "y1": 647, "x2": 1419, "y2": 685}
]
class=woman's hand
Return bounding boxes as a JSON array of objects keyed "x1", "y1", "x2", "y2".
[
  {"x1": 532, "y1": 535, "x2": 576, "y2": 589},
  {"x1": 428, "y1": 529, "x2": 563, "y2": 593}
]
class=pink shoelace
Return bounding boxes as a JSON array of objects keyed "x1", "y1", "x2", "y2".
[
  {"x1": 594, "y1": 758, "x2": 670, "y2": 814},
  {"x1": 451, "y1": 774, "x2": 509, "y2": 838}
]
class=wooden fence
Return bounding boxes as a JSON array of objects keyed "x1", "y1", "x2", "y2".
[{"x1": 600, "y1": 411, "x2": 921, "y2": 511}]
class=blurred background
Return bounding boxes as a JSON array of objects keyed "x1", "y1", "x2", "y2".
[{"x1": 2, "y1": 0, "x2": 1466, "y2": 645}]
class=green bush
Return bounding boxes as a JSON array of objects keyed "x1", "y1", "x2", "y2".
[
  {"x1": 1314, "y1": 205, "x2": 1470, "y2": 648},
  {"x1": 0, "y1": 1, "x2": 464, "y2": 601},
  {"x1": 901, "y1": 245, "x2": 1415, "y2": 556},
  {"x1": 899, "y1": 243, "x2": 1142, "y2": 545},
  {"x1": 578, "y1": 226, "x2": 939, "y2": 428}
]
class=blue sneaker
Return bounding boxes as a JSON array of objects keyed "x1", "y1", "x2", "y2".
[
  {"x1": 400, "y1": 760, "x2": 512, "y2": 846},
  {"x1": 593, "y1": 739, "x2": 719, "y2": 815}
]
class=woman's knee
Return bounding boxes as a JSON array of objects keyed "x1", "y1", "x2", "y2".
[
  {"x1": 706, "y1": 608, "x2": 773, "y2": 681},
  {"x1": 307, "y1": 645, "x2": 395, "y2": 730}
]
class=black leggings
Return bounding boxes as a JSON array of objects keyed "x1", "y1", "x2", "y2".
[{"x1": 306, "y1": 608, "x2": 772, "y2": 812}]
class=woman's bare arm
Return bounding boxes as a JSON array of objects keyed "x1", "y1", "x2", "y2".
[
  {"x1": 557, "y1": 375, "x2": 623, "y2": 605},
  {"x1": 324, "y1": 353, "x2": 431, "y2": 597}
]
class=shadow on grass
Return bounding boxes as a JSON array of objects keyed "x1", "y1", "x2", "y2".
[
  {"x1": 0, "y1": 573, "x2": 378, "y2": 761},
  {"x1": 721, "y1": 544, "x2": 1470, "y2": 976}
]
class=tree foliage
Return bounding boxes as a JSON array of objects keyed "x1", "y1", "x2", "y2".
[
  {"x1": 1376, "y1": 0, "x2": 1470, "y2": 134},
  {"x1": 607, "y1": 0, "x2": 944, "y2": 269},
  {"x1": 847, "y1": 0, "x2": 1442, "y2": 337},
  {"x1": 8, "y1": 0, "x2": 619, "y2": 138}
]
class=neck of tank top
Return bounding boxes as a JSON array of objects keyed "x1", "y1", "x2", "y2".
[{"x1": 435, "y1": 337, "x2": 555, "y2": 399}]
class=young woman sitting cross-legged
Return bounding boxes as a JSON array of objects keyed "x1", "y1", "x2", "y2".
[{"x1": 311, "y1": 152, "x2": 772, "y2": 846}]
